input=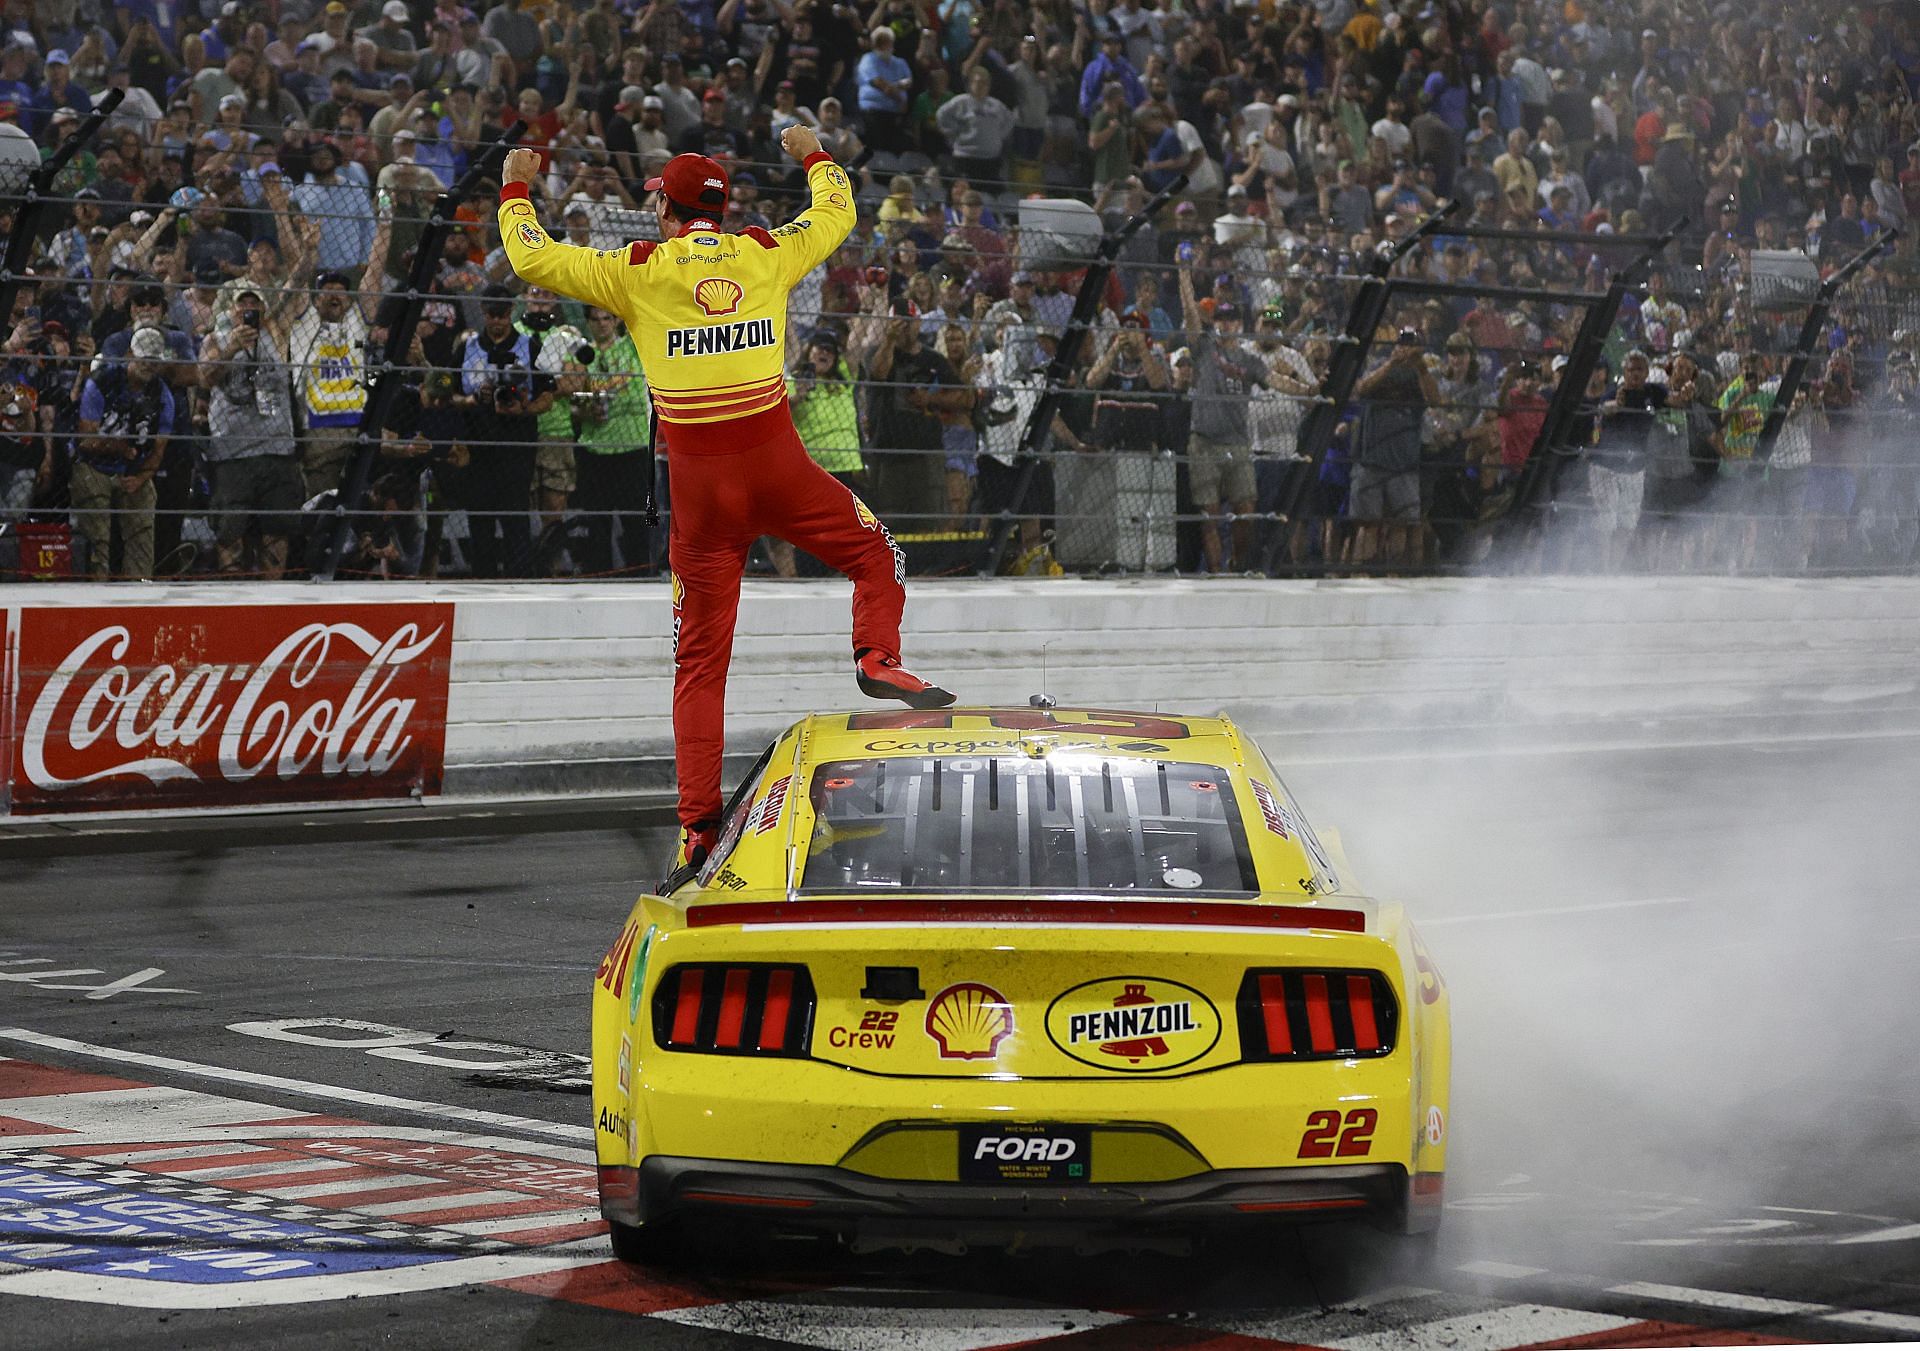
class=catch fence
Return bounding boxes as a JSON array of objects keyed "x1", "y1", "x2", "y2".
[{"x1": 2, "y1": 115, "x2": 1917, "y2": 583}]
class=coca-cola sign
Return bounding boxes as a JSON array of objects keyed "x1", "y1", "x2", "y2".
[{"x1": 10, "y1": 605, "x2": 454, "y2": 813}]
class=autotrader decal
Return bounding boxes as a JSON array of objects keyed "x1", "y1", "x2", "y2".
[
  {"x1": 754, "y1": 775, "x2": 791, "y2": 834},
  {"x1": 1249, "y1": 781, "x2": 1291, "y2": 839}
]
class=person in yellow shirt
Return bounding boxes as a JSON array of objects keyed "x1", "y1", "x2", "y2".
[{"x1": 497, "y1": 127, "x2": 954, "y2": 877}]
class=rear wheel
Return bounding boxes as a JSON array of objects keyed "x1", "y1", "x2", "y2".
[{"x1": 608, "y1": 1216, "x2": 686, "y2": 1267}]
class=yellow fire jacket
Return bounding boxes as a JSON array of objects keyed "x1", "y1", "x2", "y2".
[{"x1": 496, "y1": 153, "x2": 856, "y2": 451}]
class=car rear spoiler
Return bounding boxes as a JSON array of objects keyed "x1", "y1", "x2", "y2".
[{"x1": 685, "y1": 898, "x2": 1368, "y2": 932}]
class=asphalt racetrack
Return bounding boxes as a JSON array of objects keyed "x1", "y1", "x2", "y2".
[{"x1": 3, "y1": 732, "x2": 1918, "y2": 1349}]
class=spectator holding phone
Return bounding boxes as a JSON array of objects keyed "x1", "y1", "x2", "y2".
[
  {"x1": 1350, "y1": 328, "x2": 1439, "y2": 571},
  {"x1": 199, "y1": 284, "x2": 305, "y2": 578}
]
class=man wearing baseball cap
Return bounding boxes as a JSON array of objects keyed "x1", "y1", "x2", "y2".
[
  {"x1": 500, "y1": 126, "x2": 955, "y2": 883},
  {"x1": 29, "y1": 47, "x2": 91, "y2": 137},
  {"x1": 73, "y1": 326, "x2": 176, "y2": 579}
]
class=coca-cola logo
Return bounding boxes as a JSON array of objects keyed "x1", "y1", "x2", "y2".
[{"x1": 10, "y1": 605, "x2": 454, "y2": 813}]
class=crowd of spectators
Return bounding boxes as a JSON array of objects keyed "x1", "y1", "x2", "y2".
[{"x1": 0, "y1": 0, "x2": 1918, "y2": 580}]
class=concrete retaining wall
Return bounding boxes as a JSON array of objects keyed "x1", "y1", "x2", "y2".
[{"x1": 6, "y1": 577, "x2": 1917, "y2": 808}]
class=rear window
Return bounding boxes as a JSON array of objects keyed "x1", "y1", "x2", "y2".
[{"x1": 799, "y1": 755, "x2": 1259, "y2": 894}]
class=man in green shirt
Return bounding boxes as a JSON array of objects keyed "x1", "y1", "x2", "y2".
[
  {"x1": 519, "y1": 287, "x2": 587, "y2": 572},
  {"x1": 770, "y1": 330, "x2": 865, "y2": 577},
  {"x1": 576, "y1": 306, "x2": 656, "y2": 575},
  {"x1": 1716, "y1": 353, "x2": 1776, "y2": 572},
  {"x1": 786, "y1": 331, "x2": 865, "y2": 487}
]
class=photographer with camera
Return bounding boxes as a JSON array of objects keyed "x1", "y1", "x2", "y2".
[
  {"x1": 519, "y1": 288, "x2": 587, "y2": 574},
  {"x1": 768, "y1": 329, "x2": 864, "y2": 577},
  {"x1": 305, "y1": 468, "x2": 427, "y2": 580},
  {"x1": 199, "y1": 285, "x2": 305, "y2": 578},
  {"x1": 1178, "y1": 262, "x2": 1273, "y2": 572},
  {"x1": 457, "y1": 284, "x2": 556, "y2": 578},
  {"x1": 1590, "y1": 349, "x2": 1667, "y2": 573},
  {"x1": 0, "y1": 370, "x2": 45, "y2": 524},
  {"x1": 1349, "y1": 327, "x2": 1439, "y2": 571},
  {"x1": 866, "y1": 292, "x2": 967, "y2": 527},
  {"x1": 1074, "y1": 312, "x2": 1170, "y2": 565},
  {"x1": 575, "y1": 306, "x2": 655, "y2": 576}
]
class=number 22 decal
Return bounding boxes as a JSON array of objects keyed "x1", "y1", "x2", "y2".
[{"x1": 1298, "y1": 1107, "x2": 1378, "y2": 1158}]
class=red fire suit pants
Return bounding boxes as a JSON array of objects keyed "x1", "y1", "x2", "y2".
[{"x1": 666, "y1": 412, "x2": 905, "y2": 831}]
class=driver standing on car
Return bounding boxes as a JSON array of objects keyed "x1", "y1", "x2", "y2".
[{"x1": 497, "y1": 126, "x2": 956, "y2": 878}]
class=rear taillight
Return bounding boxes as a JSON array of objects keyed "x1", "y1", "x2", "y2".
[
  {"x1": 1236, "y1": 969, "x2": 1398, "y2": 1061},
  {"x1": 652, "y1": 963, "x2": 815, "y2": 1056}
]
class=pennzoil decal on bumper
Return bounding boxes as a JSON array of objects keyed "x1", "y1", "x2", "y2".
[{"x1": 1046, "y1": 977, "x2": 1222, "y2": 1072}]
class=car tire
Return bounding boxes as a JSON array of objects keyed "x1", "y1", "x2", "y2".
[
  {"x1": 608, "y1": 1216, "x2": 685, "y2": 1266},
  {"x1": 1393, "y1": 1225, "x2": 1444, "y2": 1279}
]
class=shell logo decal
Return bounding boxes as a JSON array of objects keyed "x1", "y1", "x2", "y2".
[
  {"x1": 1045, "y1": 976, "x2": 1221, "y2": 1072},
  {"x1": 924, "y1": 982, "x2": 1014, "y2": 1060},
  {"x1": 1426, "y1": 1104, "x2": 1445, "y2": 1146},
  {"x1": 516, "y1": 221, "x2": 546, "y2": 249},
  {"x1": 693, "y1": 276, "x2": 744, "y2": 316},
  {"x1": 852, "y1": 495, "x2": 879, "y2": 531}
]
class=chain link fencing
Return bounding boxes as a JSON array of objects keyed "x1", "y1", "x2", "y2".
[{"x1": 4, "y1": 131, "x2": 1919, "y2": 582}]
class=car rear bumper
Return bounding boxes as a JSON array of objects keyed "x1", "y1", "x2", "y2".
[{"x1": 601, "y1": 1156, "x2": 1438, "y2": 1235}]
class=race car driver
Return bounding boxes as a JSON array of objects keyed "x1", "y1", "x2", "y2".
[{"x1": 497, "y1": 126, "x2": 955, "y2": 874}]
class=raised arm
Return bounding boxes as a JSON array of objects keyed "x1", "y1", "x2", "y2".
[
  {"x1": 750, "y1": 40, "x2": 776, "y2": 100},
  {"x1": 498, "y1": 147, "x2": 638, "y2": 316},
  {"x1": 766, "y1": 126, "x2": 858, "y2": 286},
  {"x1": 556, "y1": 54, "x2": 585, "y2": 121},
  {"x1": 1176, "y1": 263, "x2": 1204, "y2": 335},
  {"x1": 960, "y1": 31, "x2": 994, "y2": 79},
  {"x1": 200, "y1": 323, "x2": 258, "y2": 389},
  {"x1": 128, "y1": 207, "x2": 177, "y2": 275}
]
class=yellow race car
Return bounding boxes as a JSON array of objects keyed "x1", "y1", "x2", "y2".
[{"x1": 591, "y1": 707, "x2": 1449, "y2": 1261}]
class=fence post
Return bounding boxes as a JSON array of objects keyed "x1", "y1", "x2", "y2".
[
  {"x1": 0, "y1": 88, "x2": 125, "y2": 328},
  {"x1": 315, "y1": 123, "x2": 525, "y2": 582},
  {"x1": 975, "y1": 175, "x2": 1185, "y2": 577},
  {"x1": 1753, "y1": 229, "x2": 1900, "y2": 464},
  {"x1": 1510, "y1": 224, "x2": 1679, "y2": 516}
]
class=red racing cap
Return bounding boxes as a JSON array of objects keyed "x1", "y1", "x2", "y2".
[{"x1": 644, "y1": 153, "x2": 729, "y2": 218}]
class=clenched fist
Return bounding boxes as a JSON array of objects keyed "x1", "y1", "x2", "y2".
[
  {"x1": 780, "y1": 125, "x2": 824, "y2": 163},
  {"x1": 502, "y1": 147, "x2": 541, "y2": 187}
]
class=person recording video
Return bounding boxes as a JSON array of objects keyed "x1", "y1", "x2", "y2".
[{"x1": 457, "y1": 284, "x2": 556, "y2": 578}]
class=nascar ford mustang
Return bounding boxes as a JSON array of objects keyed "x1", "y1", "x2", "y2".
[{"x1": 591, "y1": 707, "x2": 1449, "y2": 1260}]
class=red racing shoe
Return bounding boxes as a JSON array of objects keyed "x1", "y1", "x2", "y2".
[
  {"x1": 856, "y1": 650, "x2": 956, "y2": 709},
  {"x1": 658, "y1": 820, "x2": 718, "y2": 894},
  {"x1": 676, "y1": 821, "x2": 718, "y2": 870}
]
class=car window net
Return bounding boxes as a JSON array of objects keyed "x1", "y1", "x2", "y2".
[{"x1": 799, "y1": 756, "x2": 1259, "y2": 894}]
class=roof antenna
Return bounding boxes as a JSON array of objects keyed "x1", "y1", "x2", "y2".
[{"x1": 1029, "y1": 641, "x2": 1055, "y2": 710}]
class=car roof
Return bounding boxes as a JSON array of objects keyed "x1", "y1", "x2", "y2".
[
  {"x1": 688, "y1": 708, "x2": 1349, "y2": 902},
  {"x1": 793, "y1": 707, "x2": 1247, "y2": 770}
]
